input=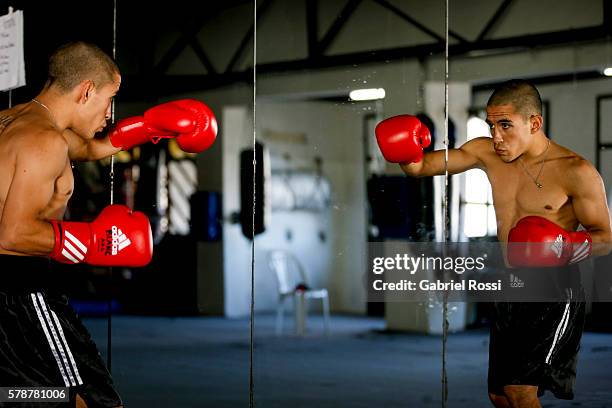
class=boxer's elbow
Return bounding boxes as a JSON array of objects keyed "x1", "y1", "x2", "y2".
[
  {"x1": 0, "y1": 223, "x2": 33, "y2": 252},
  {"x1": 0, "y1": 226, "x2": 48, "y2": 255},
  {"x1": 591, "y1": 229, "x2": 612, "y2": 256},
  {"x1": 595, "y1": 242, "x2": 612, "y2": 257},
  {"x1": 0, "y1": 227, "x2": 18, "y2": 251},
  {"x1": 600, "y1": 232, "x2": 612, "y2": 256},
  {"x1": 400, "y1": 161, "x2": 426, "y2": 178},
  {"x1": 0, "y1": 238, "x2": 12, "y2": 251}
]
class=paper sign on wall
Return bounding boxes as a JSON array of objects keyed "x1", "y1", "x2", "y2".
[{"x1": 0, "y1": 8, "x2": 25, "y2": 91}]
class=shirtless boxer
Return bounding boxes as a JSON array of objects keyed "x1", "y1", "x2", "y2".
[
  {"x1": 375, "y1": 79, "x2": 612, "y2": 408},
  {"x1": 0, "y1": 41, "x2": 216, "y2": 407}
]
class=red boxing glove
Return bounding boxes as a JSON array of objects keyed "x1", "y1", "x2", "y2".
[
  {"x1": 49, "y1": 205, "x2": 153, "y2": 267},
  {"x1": 507, "y1": 216, "x2": 592, "y2": 267},
  {"x1": 375, "y1": 115, "x2": 432, "y2": 164},
  {"x1": 109, "y1": 99, "x2": 217, "y2": 153}
]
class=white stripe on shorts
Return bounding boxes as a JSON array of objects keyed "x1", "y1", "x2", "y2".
[
  {"x1": 30, "y1": 293, "x2": 71, "y2": 386},
  {"x1": 34, "y1": 292, "x2": 79, "y2": 386},
  {"x1": 545, "y1": 301, "x2": 571, "y2": 365},
  {"x1": 49, "y1": 308, "x2": 83, "y2": 385}
]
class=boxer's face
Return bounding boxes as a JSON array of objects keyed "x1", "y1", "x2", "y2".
[
  {"x1": 75, "y1": 73, "x2": 121, "y2": 139},
  {"x1": 486, "y1": 104, "x2": 532, "y2": 163}
]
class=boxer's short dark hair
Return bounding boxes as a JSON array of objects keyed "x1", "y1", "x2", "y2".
[
  {"x1": 47, "y1": 41, "x2": 119, "y2": 92},
  {"x1": 487, "y1": 79, "x2": 542, "y2": 119}
]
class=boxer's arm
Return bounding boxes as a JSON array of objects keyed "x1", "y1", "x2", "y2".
[
  {"x1": 400, "y1": 136, "x2": 488, "y2": 177},
  {"x1": 0, "y1": 131, "x2": 67, "y2": 255},
  {"x1": 64, "y1": 129, "x2": 121, "y2": 162},
  {"x1": 568, "y1": 159, "x2": 612, "y2": 255}
]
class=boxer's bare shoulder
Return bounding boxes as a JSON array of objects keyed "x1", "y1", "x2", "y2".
[
  {"x1": 543, "y1": 142, "x2": 601, "y2": 195},
  {"x1": 0, "y1": 104, "x2": 27, "y2": 136},
  {"x1": 0, "y1": 104, "x2": 62, "y2": 145},
  {"x1": 0, "y1": 113, "x2": 15, "y2": 132},
  {"x1": 461, "y1": 136, "x2": 497, "y2": 169},
  {"x1": 0, "y1": 108, "x2": 67, "y2": 175},
  {"x1": 0, "y1": 107, "x2": 71, "y2": 231}
]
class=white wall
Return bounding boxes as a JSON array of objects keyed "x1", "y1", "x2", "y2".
[
  {"x1": 254, "y1": 101, "x2": 367, "y2": 315},
  {"x1": 221, "y1": 106, "x2": 254, "y2": 317}
]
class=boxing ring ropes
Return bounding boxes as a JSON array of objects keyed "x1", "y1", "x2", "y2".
[{"x1": 98, "y1": 0, "x2": 453, "y2": 405}]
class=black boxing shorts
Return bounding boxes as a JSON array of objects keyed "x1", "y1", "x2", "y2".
[
  {"x1": 488, "y1": 264, "x2": 586, "y2": 400},
  {"x1": 0, "y1": 255, "x2": 122, "y2": 407}
]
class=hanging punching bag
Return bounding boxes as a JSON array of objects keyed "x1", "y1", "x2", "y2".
[{"x1": 239, "y1": 141, "x2": 268, "y2": 239}]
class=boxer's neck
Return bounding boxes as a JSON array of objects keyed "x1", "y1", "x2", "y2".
[
  {"x1": 32, "y1": 89, "x2": 71, "y2": 131},
  {"x1": 521, "y1": 133, "x2": 550, "y2": 162}
]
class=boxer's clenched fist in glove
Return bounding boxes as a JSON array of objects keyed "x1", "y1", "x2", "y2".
[
  {"x1": 507, "y1": 216, "x2": 592, "y2": 267},
  {"x1": 109, "y1": 99, "x2": 217, "y2": 153},
  {"x1": 50, "y1": 205, "x2": 153, "y2": 267},
  {"x1": 375, "y1": 115, "x2": 432, "y2": 164}
]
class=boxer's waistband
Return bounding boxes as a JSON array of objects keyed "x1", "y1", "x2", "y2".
[
  {"x1": 507, "y1": 262, "x2": 584, "y2": 301},
  {"x1": 0, "y1": 254, "x2": 57, "y2": 292}
]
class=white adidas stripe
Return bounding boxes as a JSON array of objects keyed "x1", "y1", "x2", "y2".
[
  {"x1": 559, "y1": 305, "x2": 571, "y2": 349},
  {"x1": 49, "y1": 309, "x2": 83, "y2": 385},
  {"x1": 61, "y1": 248, "x2": 80, "y2": 264},
  {"x1": 118, "y1": 239, "x2": 131, "y2": 251},
  {"x1": 545, "y1": 301, "x2": 571, "y2": 364},
  {"x1": 63, "y1": 240, "x2": 84, "y2": 262},
  {"x1": 570, "y1": 240, "x2": 590, "y2": 263},
  {"x1": 63, "y1": 230, "x2": 87, "y2": 263},
  {"x1": 65, "y1": 230, "x2": 87, "y2": 253},
  {"x1": 117, "y1": 230, "x2": 131, "y2": 251},
  {"x1": 30, "y1": 293, "x2": 71, "y2": 386},
  {"x1": 35, "y1": 293, "x2": 78, "y2": 386},
  {"x1": 550, "y1": 235, "x2": 565, "y2": 258}
]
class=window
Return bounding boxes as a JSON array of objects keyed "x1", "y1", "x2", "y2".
[{"x1": 463, "y1": 116, "x2": 496, "y2": 238}]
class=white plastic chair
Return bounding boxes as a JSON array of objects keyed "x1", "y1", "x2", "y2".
[{"x1": 267, "y1": 249, "x2": 330, "y2": 335}]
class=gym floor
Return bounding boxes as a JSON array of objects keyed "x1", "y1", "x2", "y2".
[{"x1": 84, "y1": 315, "x2": 612, "y2": 407}]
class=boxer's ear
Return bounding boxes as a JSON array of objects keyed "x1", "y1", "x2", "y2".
[
  {"x1": 76, "y1": 79, "x2": 95, "y2": 104},
  {"x1": 530, "y1": 114, "x2": 543, "y2": 134}
]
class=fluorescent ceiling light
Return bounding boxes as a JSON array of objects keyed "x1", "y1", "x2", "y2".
[
  {"x1": 349, "y1": 88, "x2": 386, "y2": 101},
  {"x1": 604, "y1": 67, "x2": 612, "y2": 76}
]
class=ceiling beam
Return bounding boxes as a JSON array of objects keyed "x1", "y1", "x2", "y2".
[
  {"x1": 189, "y1": 38, "x2": 217, "y2": 75},
  {"x1": 225, "y1": 0, "x2": 275, "y2": 73},
  {"x1": 306, "y1": 0, "x2": 319, "y2": 58},
  {"x1": 154, "y1": 1, "x2": 252, "y2": 75},
  {"x1": 317, "y1": 0, "x2": 363, "y2": 55},
  {"x1": 121, "y1": 24, "x2": 608, "y2": 99},
  {"x1": 476, "y1": 0, "x2": 514, "y2": 42},
  {"x1": 372, "y1": 0, "x2": 467, "y2": 43}
]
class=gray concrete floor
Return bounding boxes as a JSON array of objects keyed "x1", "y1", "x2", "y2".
[{"x1": 82, "y1": 315, "x2": 612, "y2": 407}]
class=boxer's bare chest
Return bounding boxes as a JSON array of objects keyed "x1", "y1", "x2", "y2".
[
  {"x1": 485, "y1": 157, "x2": 576, "y2": 241},
  {"x1": 0, "y1": 110, "x2": 74, "y2": 221}
]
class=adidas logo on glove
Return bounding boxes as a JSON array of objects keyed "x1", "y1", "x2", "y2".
[{"x1": 104, "y1": 226, "x2": 132, "y2": 256}]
